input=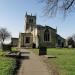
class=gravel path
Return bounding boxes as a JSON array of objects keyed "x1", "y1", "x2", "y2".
[{"x1": 17, "y1": 49, "x2": 50, "y2": 75}]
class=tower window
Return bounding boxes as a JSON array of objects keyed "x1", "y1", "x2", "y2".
[
  {"x1": 44, "y1": 29, "x2": 50, "y2": 41},
  {"x1": 29, "y1": 19, "x2": 33, "y2": 23}
]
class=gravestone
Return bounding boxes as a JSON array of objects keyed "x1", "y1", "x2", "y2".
[{"x1": 39, "y1": 47, "x2": 47, "y2": 55}]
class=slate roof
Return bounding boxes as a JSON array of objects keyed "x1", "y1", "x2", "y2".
[
  {"x1": 56, "y1": 34, "x2": 65, "y2": 41},
  {"x1": 36, "y1": 25, "x2": 56, "y2": 31}
]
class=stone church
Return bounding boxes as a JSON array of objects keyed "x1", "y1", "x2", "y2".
[{"x1": 18, "y1": 13, "x2": 65, "y2": 48}]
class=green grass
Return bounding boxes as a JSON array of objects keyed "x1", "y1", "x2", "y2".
[
  {"x1": 0, "y1": 51, "x2": 6, "y2": 56},
  {"x1": 12, "y1": 47, "x2": 19, "y2": 52},
  {"x1": 0, "y1": 49, "x2": 16, "y2": 75},
  {"x1": 32, "y1": 48, "x2": 75, "y2": 75},
  {"x1": 0, "y1": 57, "x2": 16, "y2": 75},
  {"x1": 0, "y1": 47, "x2": 18, "y2": 52},
  {"x1": 47, "y1": 48, "x2": 75, "y2": 75}
]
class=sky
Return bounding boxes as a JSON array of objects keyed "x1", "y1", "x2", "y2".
[{"x1": 0, "y1": 0, "x2": 75, "y2": 39}]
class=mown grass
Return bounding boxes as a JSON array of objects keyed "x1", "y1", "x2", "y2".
[
  {"x1": 0, "y1": 57, "x2": 16, "y2": 75},
  {"x1": 48, "y1": 48, "x2": 75, "y2": 75},
  {"x1": 12, "y1": 47, "x2": 18, "y2": 52},
  {"x1": 32, "y1": 48, "x2": 75, "y2": 75},
  {"x1": 0, "y1": 49, "x2": 16, "y2": 75}
]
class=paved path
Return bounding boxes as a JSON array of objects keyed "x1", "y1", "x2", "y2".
[{"x1": 17, "y1": 49, "x2": 50, "y2": 75}]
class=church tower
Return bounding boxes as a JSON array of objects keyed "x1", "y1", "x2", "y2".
[{"x1": 25, "y1": 12, "x2": 36, "y2": 33}]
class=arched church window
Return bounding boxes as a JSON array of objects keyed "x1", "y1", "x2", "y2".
[{"x1": 44, "y1": 29, "x2": 50, "y2": 41}]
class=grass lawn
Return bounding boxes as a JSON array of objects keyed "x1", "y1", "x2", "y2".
[
  {"x1": 0, "y1": 57, "x2": 16, "y2": 75},
  {"x1": 12, "y1": 47, "x2": 18, "y2": 52},
  {"x1": 32, "y1": 48, "x2": 75, "y2": 75},
  {"x1": 0, "y1": 49, "x2": 16, "y2": 75}
]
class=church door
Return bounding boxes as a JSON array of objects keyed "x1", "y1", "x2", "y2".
[{"x1": 25, "y1": 37, "x2": 30, "y2": 43}]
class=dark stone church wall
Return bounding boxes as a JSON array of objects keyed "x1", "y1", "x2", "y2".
[
  {"x1": 39, "y1": 42, "x2": 51, "y2": 48},
  {"x1": 50, "y1": 30, "x2": 57, "y2": 47},
  {"x1": 38, "y1": 29, "x2": 57, "y2": 48}
]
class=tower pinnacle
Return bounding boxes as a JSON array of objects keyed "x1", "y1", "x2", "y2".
[{"x1": 25, "y1": 12, "x2": 27, "y2": 16}]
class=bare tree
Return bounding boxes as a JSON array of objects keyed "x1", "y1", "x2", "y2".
[
  {"x1": 40, "y1": 0, "x2": 75, "y2": 17},
  {"x1": 72, "y1": 34, "x2": 75, "y2": 41},
  {"x1": 0, "y1": 28, "x2": 11, "y2": 49},
  {"x1": 67, "y1": 36, "x2": 75, "y2": 48}
]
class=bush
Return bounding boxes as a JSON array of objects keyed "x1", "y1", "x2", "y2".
[
  {"x1": 0, "y1": 51, "x2": 6, "y2": 56},
  {"x1": 2, "y1": 44, "x2": 11, "y2": 51}
]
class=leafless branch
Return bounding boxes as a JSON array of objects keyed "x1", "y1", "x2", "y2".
[{"x1": 40, "y1": 0, "x2": 75, "y2": 17}]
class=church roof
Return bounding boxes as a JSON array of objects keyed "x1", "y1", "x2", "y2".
[
  {"x1": 56, "y1": 34, "x2": 65, "y2": 41},
  {"x1": 36, "y1": 25, "x2": 56, "y2": 31},
  {"x1": 36, "y1": 25, "x2": 44, "y2": 29}
]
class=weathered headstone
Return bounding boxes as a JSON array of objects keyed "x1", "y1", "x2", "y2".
[{"x1": 39, "y1": 47, "x2": 47, "y2": 55}]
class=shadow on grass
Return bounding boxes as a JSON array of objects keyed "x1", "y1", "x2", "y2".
[{"x1": 6, "y1": 51, "x2": 30, "y2": 75}]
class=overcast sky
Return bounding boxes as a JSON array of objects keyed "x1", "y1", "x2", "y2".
[{"x1": 0, "y1": 0, "x2": 75, "y2": 39}]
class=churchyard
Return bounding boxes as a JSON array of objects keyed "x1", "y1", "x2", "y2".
[
  {"x1": 0, "y1": 46, "x2": 75, "y2": 75},
  {"x1": 32, "y1": 48, "x2": 75, "y2": 75}
]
